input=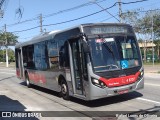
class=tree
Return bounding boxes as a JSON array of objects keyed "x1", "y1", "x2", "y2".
[
  {"x1": 122, "y1": 10, "x2": 140, "y2": 30},
  {"x1": 154, "y1": 39, "x2": 160, "y2": 59},
  {"x1": 0, "y1": 32, "x2": 18, "y2": 66},
  {"x1": 122, "y1": 10, "x2": 160, "y2": 38},
  {"x1": 122, "y1": 9, "x2": 160, "y2": 61},
  {"x1": 153, "y1": 12, "x2": 160, "y2": 39},
  {"x1": 0, "y1": 32, "x2": 18, "y2": 47},
  {"x1": 0, "y1": 49, "x2": 5, "y2": 62},
  {"x1": 0, "y1": 48, "x2": 15, "y2": 62}
]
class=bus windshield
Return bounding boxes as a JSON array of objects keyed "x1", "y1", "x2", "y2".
[{"x1": 88, "y1": 36, "x2": 141, "y2": 72}]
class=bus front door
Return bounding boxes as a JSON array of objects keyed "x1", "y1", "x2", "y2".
[{"x1": 69, "y1": 39, "x2": 85, "y2": 96}]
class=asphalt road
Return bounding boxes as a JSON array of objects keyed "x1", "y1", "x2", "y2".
[{"x1": 0, "y1": 67, "x2": 160, "y2": 120}]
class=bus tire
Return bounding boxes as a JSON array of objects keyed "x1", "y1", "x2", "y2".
[
  {"x1": 25, "y1": 73, "x2": 31, "y2": 88},
  {"x1": 60, "y1": 80, "x2": 69, "y2": 100}
]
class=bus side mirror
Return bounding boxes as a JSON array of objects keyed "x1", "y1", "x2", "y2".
[{"x1": 83, "y1": 42, "x2": 90, "y2": 53}]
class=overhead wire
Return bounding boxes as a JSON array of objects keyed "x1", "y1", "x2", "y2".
[
  {"x1": 10, "y1": 0, "x2": 151, "y2": 33},
  {"x1": 6, "y1": 0, "x2": 106, "y2": 27},
  {"x1": 121, "y1": 0, "x2": 148, "y2": 4},
  {"x1": 101, "y1": 9, "x2": 160, "y2": 22},
  {"x1": 11, "y1": 2, "x2": 117, "y2": 33},
  {"x1": 43, "y1": 0, "x2": 107, "y2": 18},
  {"x1": 6, "y1": 0, "x2": 147, "y2": 28},
  {"x1": 91, "y1": 1, "x2": 120, "y2": 22},
  {"x1": 100, "y1": 14, "x2": 119, "y2": 22}
]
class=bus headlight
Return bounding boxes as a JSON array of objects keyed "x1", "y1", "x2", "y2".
[
  {"x1": 138, "y1": 68, "x2": 144, "y2": 81},
  {"x1": 91, "y1": 78, "x2": 106, "y2": 88}
]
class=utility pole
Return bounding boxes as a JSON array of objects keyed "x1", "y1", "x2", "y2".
[
  {"x1": 118, "y1": 0, "x2": 122, "y2": 23},
  {"x1": 39, "y1": 13, "x2": 43, "y2": 34},
  {"x1": 4, "y1": 24, "x2": 8, "y2": 67}
]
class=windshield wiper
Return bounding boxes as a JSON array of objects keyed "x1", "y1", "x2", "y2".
[
  {"x1": 102, "y1": 42, "x2": 113, "y2": 54},
  {"x1": 101, "y1": 38, "x2": 116, "y2": 63},
  {"x1": 97, "y1": 35, "x2": 114, "y2": 53}
]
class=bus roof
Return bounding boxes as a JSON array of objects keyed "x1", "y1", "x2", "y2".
[{"x1": 15, "y1": 23, "x2": 131, "y2": 48}]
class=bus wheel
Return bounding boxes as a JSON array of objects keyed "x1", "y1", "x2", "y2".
[
  {"x1": 25, "y1": 73, "x2": 31, "y2": 88},
  {"x1": 60, "y1": 80, "x2": 69, "y2": 100}
]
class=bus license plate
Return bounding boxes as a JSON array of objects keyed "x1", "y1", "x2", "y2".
[{"x1": 118, "y1": 89, "x2": 129, "y2": 94}]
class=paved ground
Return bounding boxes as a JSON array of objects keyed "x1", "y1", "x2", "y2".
[
  {"x1": 0, "y1": 66, "x2": 160, "y2": 120},
  {"x1": 144, "y1": 65, "x2": 160, "y2": 73}
]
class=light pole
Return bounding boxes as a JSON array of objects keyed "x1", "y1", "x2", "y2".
[
  {"x1": 151, "y1": 13, "x2": 154, "y2": 66},
  {"x1": 4, "y1": 24, "x2": 9, "y2": 67}
]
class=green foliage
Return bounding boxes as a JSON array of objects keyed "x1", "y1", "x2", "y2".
[
  {"x1": 122, "y1": 10, "x2": 160, "y2": 39},
  {"x1": 122, "y1": 10, "x2": 140, "y2": 28},
  {"x1": 0, "y1": 48, "x2": 15, "y2": 62},
  {"x1": 137, "y1": 11, "x2": 160, "y2": 39},
  {"x1": 122, "y1": 9, "x2": 160, "y2": 62},
  {"x1": 0, "y1": 32, "x2": 18, "y2": 46},
  {"x1": 154, "y1": 39, "x2": 160, "y2": 49}
]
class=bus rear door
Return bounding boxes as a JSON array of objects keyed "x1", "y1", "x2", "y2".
[{"x1": 15, "y1": 48, "x2": 24, "y2": 79}]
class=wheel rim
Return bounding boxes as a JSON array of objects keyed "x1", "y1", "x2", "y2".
[
  {"x1": 26, "y1": 77, "x2": 30, "y2": 86},
  {"x1": 61, "y1": 83, "x2": 67, "y2": 95}
]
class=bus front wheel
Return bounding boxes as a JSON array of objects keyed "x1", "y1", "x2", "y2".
[{"x1": 60, "y1": 80, "x2": 69, "y2": 100}]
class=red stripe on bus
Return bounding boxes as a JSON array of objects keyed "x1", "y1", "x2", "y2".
[
  {"x1": 16, "y1": 69, "x2": 20, "y2": 77},
  {"x1": 28, "y1": 72, "x2": 46, "y2": 84},
  {"x1": 99, "y1": 72, "x2": 140, "y2": 88}
]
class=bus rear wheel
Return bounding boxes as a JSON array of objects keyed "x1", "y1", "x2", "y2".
[
  {"x1": 60, "y1": 80, "x2": 69, "y2": 100},
  {"x1": 25, "y1": 73, "x2": 31, "y2": 88}
]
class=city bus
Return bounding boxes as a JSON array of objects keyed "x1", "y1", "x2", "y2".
[{"x1": 15, "y1": 23, "x2": 144, "y2": 100}]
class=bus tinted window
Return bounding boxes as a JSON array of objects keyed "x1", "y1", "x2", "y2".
[
  {"x1": 48, "y1": 40, "x2": 59, "y2": 70},
  {"x1": 89, "y1": 36, "x2": 141, "y2": 72},
  {"x1": 89, "y1": 38, "x2": 120, "y2": 72},
  {"x1": 116, "y1": 36, "x2": 140, "y2": 68},
  {"x1": 34, "y1": 41, "x2": 49, "y2": 70},
  {"x1": 59, "y1": 41, "x2": 70, "y2": 68}
]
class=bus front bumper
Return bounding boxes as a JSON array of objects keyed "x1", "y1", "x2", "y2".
[{"x1": 88, "y1": 77, "x2": 144, "y2": 100}]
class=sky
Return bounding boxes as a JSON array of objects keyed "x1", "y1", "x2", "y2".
[{"x1": 0, "y1": 0, "x2": 160, "y2": 43}]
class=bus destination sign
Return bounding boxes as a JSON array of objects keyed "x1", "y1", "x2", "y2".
[
  {"x1": 91, "y1": 26, "x2": 127, "y2": 34},
  {"x1": 84, "y1": 25, "x2": 133, "y2": 35}
]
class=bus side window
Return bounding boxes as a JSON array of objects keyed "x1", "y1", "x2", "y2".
[
  {"x1": 59, "y1": 41, "x2": 70, "y2": 68},
  {"x1": 34, "y1": 41, "x2": 49, "y2": 70},
  {"x1": 48, "y1": 40, "x2": 59, "y2": 70}
]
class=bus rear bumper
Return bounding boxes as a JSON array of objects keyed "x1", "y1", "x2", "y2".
[{"x1": 88, "y1": 77, "x2": 144, "y2": 100}]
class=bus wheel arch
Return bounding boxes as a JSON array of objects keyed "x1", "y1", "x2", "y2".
[
  {"x1": 58, "y1": 75, "x2": 70, "y2": 100},
  {"x1": 25, "y1": 71, "x2": 31, "y2": 88}
]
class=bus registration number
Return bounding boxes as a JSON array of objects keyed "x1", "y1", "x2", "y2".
[{"x1": 117, "y1": 89, "x2": 129, "y2": 94}]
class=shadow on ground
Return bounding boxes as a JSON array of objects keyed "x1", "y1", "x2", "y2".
[
  {"x1": 19, "y1": 82, "x2": 160, "y2": 119},
  {"x1": 0, "y1": 95, "x2": 39, "y2": 120},
  {"x1": 20, "y1": 81, "x2": 143, "y2": 107}
]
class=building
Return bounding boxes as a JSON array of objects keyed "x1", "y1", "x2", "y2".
[{"x1": 138, "y1": 41, "x2": 159, "y2": 61}]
